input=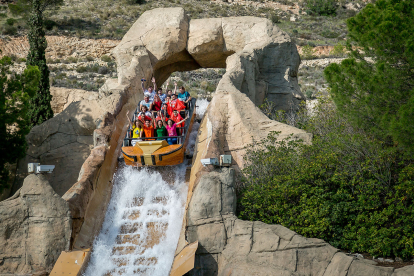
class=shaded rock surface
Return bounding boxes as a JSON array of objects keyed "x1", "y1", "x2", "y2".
[
  {"x1": 0, "y1": 174, "x2": 71, "y2": 274},
  {"x1": 11, "y1": 85, "x2": 124, "y2": 197},
  {"x1": 186, "y1": 168, "x2": 414, "y2": 276}
]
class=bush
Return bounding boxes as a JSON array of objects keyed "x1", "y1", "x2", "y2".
[
  {"x1": 238, "y1": 96, "x2": 414, "y2": 259},
  {"x1": 100, "y1": 55, "x2": 112, "y2": 62},
  {"x1": 300, "y1": 45, "x2": 316, "y2": 60},
  {"x1": 67, "y1": 56, "x2": 78, "y2": 63},
  {"x1": 321, "y1": 28, "x2": 339, "y2": 38},
  {"x1": 85, "y1": 55, "x2": 94, "y2": 62},
  {"x1": 6, "y1": 18, "x2": 16, "y2": 26},
  {"x1": 98, "y1": 66, "x2": 108, "y2": 74},
  {"x1": 44, "y1": 19, "x2": 57, "y2": 30},
  {"x1": 329, "y1": 42, "x2": 346, "y2": 57},
  {"x1": 305, "y1": 0, "x2": 337, "y2": 16},
  {"x1": 2, "y1": 25, "x2": 18, "y2": 35},
  {"x1": 269, "y1": 12, "x2": 280, "y2": 24},
  {"x1": 76, "y1": 66, "x2": 87, "y2": 73}
]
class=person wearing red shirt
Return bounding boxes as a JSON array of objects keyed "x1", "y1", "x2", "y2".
[
  {"x1": 171, "y1": 109, "x2": 184, "y2": 128},
  {"x1": 169, "y1": 94, "x2": 186, "y2": 112}
]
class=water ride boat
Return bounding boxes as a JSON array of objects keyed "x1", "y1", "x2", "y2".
[{"x1": 121, "y1": 98, "x2": 196, "y2": 166}]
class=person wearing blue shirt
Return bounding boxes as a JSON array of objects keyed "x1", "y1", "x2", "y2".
[
  {"x1": 157, "y1": 88, "x2": 167, "y2": 102},
  {"x1": 174, "y1": 82, "x2": 192, "y2": 108}
]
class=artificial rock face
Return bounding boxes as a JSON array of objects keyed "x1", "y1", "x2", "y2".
[
  {"x1": 112, "y1": 7, "x2": 304, "y2": 110},
  {"x1": 0, "y1": 174, "x2": 71, "y2": 274}
]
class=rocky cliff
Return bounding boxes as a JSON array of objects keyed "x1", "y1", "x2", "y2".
[{"x1": 0, "y1": 174, "x2": 71, "y2": 275}]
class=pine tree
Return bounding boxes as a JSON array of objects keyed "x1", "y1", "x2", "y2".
[
  {"x1": 26, "y1": 0, "x2": 53, "y2": 126},
  {"x1": 324, "y1": 0, "x2": 414, "y2": 152}
]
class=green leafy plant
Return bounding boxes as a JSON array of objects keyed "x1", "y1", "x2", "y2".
[
  {"x1": 238, "y1": 96, "x2": 414, "y2": 259},
  {"x1": 100, "y1": 55, "x2": 112, "y2": 62},
  {"x1": 0, "y1": 56, "x2": 40, "y2": 193},
  {"x1": 329, "y1": 42, "x2": 346, "y2": 57},
  {"x1": 26, "y1": 0, "x2": 54, "y2": 127},
  {"x1": 325, "y1": 0, "x2": 414, "y2": 154},
  {"x1": 6, "y1": 18, "x2": 16, "y2": 26},
  {"x1": 300, "y1": 45, "x2": 316, "y2": 60},
  {"x1": 305, "y1": 0, "x2": 337, "y2": 16}
]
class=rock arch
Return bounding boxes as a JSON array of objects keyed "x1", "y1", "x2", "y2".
[{"x1": 111, "y1": 7, "x2": 304, "y2": 110}]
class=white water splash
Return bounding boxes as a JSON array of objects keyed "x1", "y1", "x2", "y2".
[
  {"x1": 84, "y1": 165, "x2": 188, "y2": 276},
  {"x1": 196, "y1": 98, "x2": 209, "y2": 118},
  {"x1": 84, "y1": 99, "x2": 208, "y2": 276}
]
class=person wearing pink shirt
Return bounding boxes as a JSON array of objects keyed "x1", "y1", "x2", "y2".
[{"x1": 163, "y1": 115, "x2": 188, "y2": 145}]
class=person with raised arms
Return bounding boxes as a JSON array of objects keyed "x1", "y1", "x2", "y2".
[
  {"x1": 141, "y1": 77, "x2": 157, "y2": 101},
  {"x1": 162, "y1": 114, "x2": 189, "y2": 145}
]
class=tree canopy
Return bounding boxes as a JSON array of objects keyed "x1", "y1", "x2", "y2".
[
  {"x1": 0, "y1": 56, "x2": 40, "y2": 193},
  {"x1": 26, "y1": 0, "x2": 54, "y2": 126},
  {"x1": 324, "y1": 0, "x2": 414, "y2": 152}
]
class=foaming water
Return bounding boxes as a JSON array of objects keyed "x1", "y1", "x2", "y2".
[
  {"x1": 84, "y1": 98, "x2": 209, "y2": 276},
  {"x1": 196, "y1": 98, "x2": 209, "y2": 118},
  {"x1": 84, "y1": 165, "x2": 188, "y2": 276}
]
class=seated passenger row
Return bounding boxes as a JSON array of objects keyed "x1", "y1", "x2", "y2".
[
  {"x1": 127, "y1": 110, "x2": 189, "y2": 145},
  {"x1": 139, "y1": 77, "x2": 192, "y2": 112},
  {"x1": 125, "y1": 76, "x2": 192, "y2": 145}
]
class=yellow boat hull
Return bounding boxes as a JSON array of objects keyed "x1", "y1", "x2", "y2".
[{"x1": 121, "y1": 140, "x2": 186, "y2": 167}]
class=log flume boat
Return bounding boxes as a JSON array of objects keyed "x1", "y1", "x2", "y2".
[{"x1": 121, "y1": 98, "x2": 196, "y2": 166}]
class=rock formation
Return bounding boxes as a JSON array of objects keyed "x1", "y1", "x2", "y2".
[
  {"x1": 11, "y1": 85, "x2": 124, "y2": 198},
  {"x1": 112, "y1": 7, "x2": 304, "y2": 109},
  {"x1": 0, "y1": 35, "x2": 118, "y2": 60},
  {"x1": 50, "y1": 87, "x2": 99, "y2": 114},
  {"x1": 186, "y1": 168, "x2": 414, "y2": 276},
  {"x1": 0, "y1": 174, "x2": 71, "y2": 275}
]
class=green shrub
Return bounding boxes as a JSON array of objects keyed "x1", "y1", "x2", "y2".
[
  {"x1": 44, "y1": 19, "x2": 57, "y2": 30},
  {"x1": 329, "y1": 42, "x2": 346, "y2": 57},
  {"x1": 321, "y1": 28, "x2": 339, "y2": 38},
  {"x1": 305, "y1": 0, "x2": 337, "y2": 16},
  {"x1": 2, "y1": 25, "x2": 18, "y2": 35},
  {"x1": 238, "y1": 96, "x2": 414, "y2": 259},
  {"x1": 6, "y1": 18, "x2": 16, "y2": 26},
  {"x1": 67, "y1": 56, "x2": 78, "y2": 63},
  {"x1": 76, "y1": 66, "x2": 87, "y2": 73},
  {"x1": 269, "y1": 12, "x2": 280, "y2": 24},
  {"x1": 100, "y1": 55, "x2": 112, "y2": 62},
  {"x1": 300, "y1": 45, "x2": 316, "y2": 60},
  {"x1": 85, "y1": 55, "x2": 94, "y2": 62}
]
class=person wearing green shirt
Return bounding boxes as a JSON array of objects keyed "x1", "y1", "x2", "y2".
[{"x1": 155, "y1": 119, "x2": 167, "y2": 140}]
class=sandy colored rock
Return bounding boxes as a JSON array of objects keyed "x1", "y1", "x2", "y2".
[
  {"x1": 11, "y1": 97, "x2": 113, "y2": 197},
  {"x1": 50, "y1": 87, "x2": 99, "y2": 114},
  {"x1": 113, "y1": 7, "x2": 304, "y2": 109},
  {"x1": 187, "y1": 18, "x2": 228, "y2": 68},
  {"x1": 0, "y1": 174, "x2": 71, "y2": 274},
  {"x1": 0, "y1": 36, "x2": 118, "y2": 60},
  {"x1": 185, "y1": 167, "x2": 412, "y2": 276}
]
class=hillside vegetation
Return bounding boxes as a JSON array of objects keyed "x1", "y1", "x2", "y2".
[
  {"x1": 1, "y1": 0, "x2": 361, "y2": 47},
  {"x1": 238, "y1": 0, "x2": 414, "y2": 261}
]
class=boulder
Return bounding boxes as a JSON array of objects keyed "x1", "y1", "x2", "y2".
[
  {"x1": 50, "y1": 87, "x2": 99, "y2": 114},
  {"x1": 10, "y1": 93, "x2": 123, "y2": 197},
  {"x1": 0, "y1": 174, "x2": 71, "y2": 274},
  {"x1": 185, "y1": 168, "x2": 412, "y2": 276}
]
